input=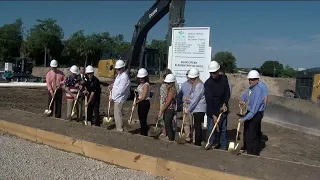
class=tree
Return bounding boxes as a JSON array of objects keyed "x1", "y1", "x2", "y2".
[
  {"x1": 260, "y1": 60, "x2": 284, "y2": 77},
  {"x1": 280, "y1": 64, "x2": 296, "y2": 78},
  {"x1": 23, "y1": 18, "x2": 64, "y2": 66},
  {"x1": 0, "y1": 18, "x2": 23, "y2": 61},
  {"x1": 212, "y1": 51, "x2": 237, "y2": 73}
]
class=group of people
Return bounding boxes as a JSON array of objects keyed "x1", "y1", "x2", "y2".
[
  {"x1": 45, "y1": 59, "x2": 101, "y2": 126},
  {"x1": 45, "y1": 58, "x2": 268, "y2": 156}
]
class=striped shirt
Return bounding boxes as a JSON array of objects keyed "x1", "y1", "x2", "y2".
[{"x1": 65, "y1": 75, "x2": 80, "y2": 100}]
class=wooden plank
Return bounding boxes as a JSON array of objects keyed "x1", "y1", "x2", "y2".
[
  {"x1": 0, "y1": 120, "x2": 255, "y2": 180},
  {"x1": 36, "y1": 129, "x2": 83, "y2": 154},
  {"x1": 0, "y1": 120, "x2": 37, "y2": 141}
]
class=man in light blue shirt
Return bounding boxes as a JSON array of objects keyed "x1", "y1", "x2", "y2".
[{"x1": 239, "y1": 70, "x2": 265, "y2": 156}]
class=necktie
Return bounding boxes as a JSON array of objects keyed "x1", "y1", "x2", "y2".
[{"x1": 245, "y1": 89, "x2": 252, "y2": 113}]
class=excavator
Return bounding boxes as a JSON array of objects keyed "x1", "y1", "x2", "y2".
[{"x1": 98, "y1": 0, "x2": 186, "y2": 84}]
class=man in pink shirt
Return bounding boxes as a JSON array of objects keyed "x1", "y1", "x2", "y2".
[{"x1": 46, "y1": 59, "x2": 66, "y2": 118}]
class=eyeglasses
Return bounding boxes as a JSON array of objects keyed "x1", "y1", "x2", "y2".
[{"x1": 248, "y1": 78, "x2": 257, "y2": 81}]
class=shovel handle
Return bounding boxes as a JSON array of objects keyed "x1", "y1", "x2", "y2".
[
  {"x1": 71, "y1": 91, "x2": 80, "y2": 113},
  {"x1": 206, "y1": 112, "x2": 223, "y2": 146},
  {"x1": 84, "y1": 94, "x2": 88, "y2": 125},
  {"x1": 235, "y1": 121, "x2": 241, "y2": 144},
  {"x1": 180, "y1": 113, "x2": 187, "y2": 135},
  {"x1": 128, "y1": 93, "x2": 137, "y2": 124},
  {"x1": 48, "y1": 89, "x2": 58, "y2": 110},
  {"x1": 107, "y1": 100, "x2": 111, "y2": 117},
  {"x1": 107, "y1": 90, "x2": 112, "y2": 117}
]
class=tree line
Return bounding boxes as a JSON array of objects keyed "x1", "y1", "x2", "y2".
[
  {"x1": 0, "y1": 18, "x2": 167, "y2": 67},
  {"x1": 0, "y1": 18, "x2": 295, "y2": 78}
]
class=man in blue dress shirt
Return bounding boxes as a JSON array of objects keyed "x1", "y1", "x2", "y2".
[{"x1": 239, "y1": 70, "x2": 265, "y2": 156}]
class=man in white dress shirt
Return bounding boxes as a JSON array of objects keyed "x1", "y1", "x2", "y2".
[{"x1": 110, "y1": 60, "x2": 131, "y2": 131}]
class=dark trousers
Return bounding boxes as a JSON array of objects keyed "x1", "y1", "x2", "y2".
[
  {"x1": 243, "y1": 111, "x2": 264, "y2": 150},
  {"x1": 138, "y1": 100, "x2": 150, "y2": 136},
  {"x1": 164, "y1": 109, "x2": 176, "y2": 141},
  {"x1": 243, "y1": 111, "x2": 263, "y2": 156},
  {"x1": 87, "y1": 97, "x2": 100, "y2": 126},
  {"x1": 47, "y1": 89, "x2": 62, "y2": 118},
  {"x1": 193, "y1": 112, "x2": 205, "y2": 146}
]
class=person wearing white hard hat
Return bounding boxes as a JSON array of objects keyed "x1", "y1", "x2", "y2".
[
  {"x1": 77, "y1": 66, "x2": 88, "y2": 120},
  {"x1": 204, "y1": 61, "x2": 231, "y2": 150},
  {"x1": 84, "y1": 65, "x2": 102, "y2": 126},
  {"x1": 158, "y1": 74, "x2": 178, "y2": 141},
  {"x1": 238, "y1": 70, "x2": 265, "y2": 156},
  {"x1": 134, "y1": 68, "x2": 151, "y2": 136},
  {"x1": 64, "y1": 65, "x2": 81, "y2": 120},
  {"x1": 159, "y1": 69, "x2": 180, "y2": 139},
  {"x1": 185, "y1": 68, "x2": 207, "y2": 146},
  {"x1": 110, "y1": 60, "x2": 131, "y2": 131},
  {"x1": 45, "y1": 59, "x2": 66, "y2": 118},
  {"x1": 239, "y1": 69, "x2": 268, "y2": 154}
]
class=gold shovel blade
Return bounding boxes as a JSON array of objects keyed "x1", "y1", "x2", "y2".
[{"x1": 228, "y1": 142, "x2": 235, "y2": 152}]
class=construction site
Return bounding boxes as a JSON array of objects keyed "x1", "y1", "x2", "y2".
[
  {"x1": 1, "y1": 66, "x2": 320, "y2": 179},
  {"x1": 1, "y1": 0, "x2": 320, "y2": 180}
]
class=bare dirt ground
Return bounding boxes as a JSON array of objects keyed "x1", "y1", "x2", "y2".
[{"x1": 0, "y1": 87, "x2": 319, "y2": 167}]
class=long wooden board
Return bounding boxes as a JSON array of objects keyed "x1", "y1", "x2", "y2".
[{"x1": 0, "y1": 120, "x2": 254, "y2": 180}]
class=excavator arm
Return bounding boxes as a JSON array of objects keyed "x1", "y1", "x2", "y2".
[{"x1": 126, "y1": 0, "x2": 186, "y2": 72}]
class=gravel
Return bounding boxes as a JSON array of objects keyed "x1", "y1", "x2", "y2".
[{"x1": 0, "y1": 132, "x2": 171, "y2": 180}]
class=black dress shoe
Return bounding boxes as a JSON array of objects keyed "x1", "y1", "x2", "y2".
[{"x1": 240, "y1": 146, "x2": 246, "y2": 153}]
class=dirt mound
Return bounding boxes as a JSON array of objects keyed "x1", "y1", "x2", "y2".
[{"x1": 227, "y1": 74, "x2": 295, "y2": 98}]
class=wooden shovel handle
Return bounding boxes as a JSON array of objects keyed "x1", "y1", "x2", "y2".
[
  {"x1": 206, "y1": 112, "x2": 223, "y2": 143},
  {"x1": 71, "y1": 91, "x2": 80, "y2": 113},
  {"x1": 235, "y1": 121, "x2": 241, "y2": 144},
  {"x1": 48, "y1": 89, "x2": 58, "y2": 110},
  {"x1": 128, "y1": 93, "x2": 137, "y2": 124},
  {"x1": 107, "y1": 89, "x2": 112, "y2": 117}
]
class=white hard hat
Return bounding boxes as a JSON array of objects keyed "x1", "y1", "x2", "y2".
[
  {"x1": 247, "y1": 70, "x2": 260, "y2": 79},
  {"x1": 137, "y1": 68, "x2": 148, "y2": 78},
  {"x1": 164, "y1": 74, "x2": 176, "y2": 83},
  {"x1": 50, "y1": 59, "x2": 58, "y2": 68},
  {"x1": 86, "y1": 65, "x2": 94, "y2": 73},
  {"x1": 70, "y1": 65, "x2": 79, "y2": 74},
  {"x1": 208, "y1": 61, "x2": 220, "y2": 72},
  {"x1": 115, "y1": 60, "x2": 125, "y2": 69},
  {"x1": 188, "y1": 68, "x2": 200, "y2": 78}
]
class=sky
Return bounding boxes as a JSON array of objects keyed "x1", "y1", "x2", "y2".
[{"x1": 1, "y1": 1, "x2": 320, "y2": 69}]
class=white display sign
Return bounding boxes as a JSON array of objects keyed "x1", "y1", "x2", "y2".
[
  {"x1": 168, "y1": 27, "x2": 211, "y2": 86},
  {"x1": 167, "y1": 27, "x2": 212, "y2": 128}
]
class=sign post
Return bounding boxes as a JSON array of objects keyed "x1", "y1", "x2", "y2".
[{"x1": 167, "y1": 27, "x2": 211, "y2": 128}]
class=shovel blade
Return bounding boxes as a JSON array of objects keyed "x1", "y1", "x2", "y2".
[
  {"x1": 175, "y1": 133, "x2": 187, "y2": 144},
  {"x1": 228, "y1": 142, "x2": 235, "y2": 152},
  {"x1": 148, "y1": 128, "x2": 162, "y2": 137},
  {"x1": 228, "y1": 142, "x2": 240, "y2": 154}
]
